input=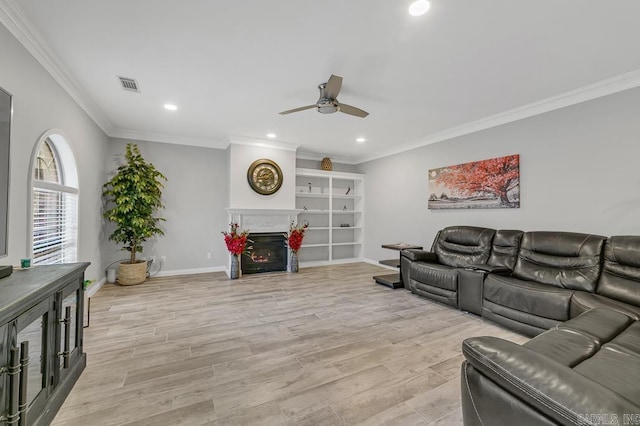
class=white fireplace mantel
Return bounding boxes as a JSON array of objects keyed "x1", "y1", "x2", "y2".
[{"x1": 226, "y1": 208, "x2": 302, "y2": 233}]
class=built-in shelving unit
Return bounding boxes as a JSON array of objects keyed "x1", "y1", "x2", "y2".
[{"x1": 295, "y1": 168, "x2": 364, "y2": 265}]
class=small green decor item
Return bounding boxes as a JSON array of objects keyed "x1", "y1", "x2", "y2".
[{"x1": 102, "y1": 143, "x2": 167, "y2": 285}]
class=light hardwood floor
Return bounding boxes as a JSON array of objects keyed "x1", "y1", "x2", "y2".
[{"x1": 53, "y1": 263, "x2": 528, "y2": 426}]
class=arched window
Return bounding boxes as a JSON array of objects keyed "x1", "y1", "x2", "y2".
[{"x1": 31, "y1": 133, "x2": 78, "y2": 264}]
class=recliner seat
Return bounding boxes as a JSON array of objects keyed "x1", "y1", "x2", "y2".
[
  {"x1": 408, "y1": 226, "x2": 495, "y2": 308},
  {"x1": 570, "y1": 235, "x2": 640, "y2": 320},
  {"x1": 482, "y1": 231, "x2": 606, "y2": 336}
]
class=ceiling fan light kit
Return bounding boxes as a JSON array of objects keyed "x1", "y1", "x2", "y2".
[
  {"x1": 280, "y1": 74, "x2": 369, "y2": 118},
  {"x1": 318, "y1": 102, "x2": 338, "y2": 114}
]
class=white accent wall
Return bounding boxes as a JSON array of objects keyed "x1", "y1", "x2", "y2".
[
  {"x1": 358, "y1": 87, "x2": 640, "y2": 262},
  {"x1": 0, "y1": 24, "x2": 109, "y2": 282},
  {"x1": 228, "y1": 142, "x2": 296, "y2": 210}
]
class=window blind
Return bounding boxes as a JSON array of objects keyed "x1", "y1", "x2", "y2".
[{"x1": 32, "y1": 187, "x2": 78, "y2": 265}]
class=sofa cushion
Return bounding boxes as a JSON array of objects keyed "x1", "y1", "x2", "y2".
[
  {"x1": 482, "y1": 301, "x2": 562, "y2": 337},
  {"x1": 523, "y1": 328, "x2": 597, "y2": 367},
  {"x1": 559, "y1": 306, "x2": 634, "y2": 343},
  {"x1": 598, "y1": 235, "x2": 640, "y2": 307},
  {"x1": 433, "y1": 226, "x2": 495, "y2": 268},
  {"x1": 410, "y1": 262, "x2": 458, "y2": 292},
  {"x1": 513, "y1": 231, "x2": 606, "y2": 292},
  {"x1": 522, "y1": 309, "x2": 633, "y2": 367},
  {"x1": 573, "y1": 345, "x2": 640, "y2": 405},
  {"x1": 571, "y1": 291, "x2": 640, "y2": 320},
  {"x1": 487, "y1": 229, "x2": 523, "y2": 270},
  {"x1": 484, "y1": 274, "x2": 572, "y2": 322},
  {"x1": 609, "y1": 321, "x2": 640, "y2": 356},
  {"x1": 410, "y1": 279, "x2": 457, "y2": 307}
]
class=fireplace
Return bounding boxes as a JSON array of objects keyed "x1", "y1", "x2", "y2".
[
  {"x1": 243, "y1": 233, "x2": 288, "y2": 274},
  {"x1": 226, "y1": 208, "x2": 299, "y2": 277}
]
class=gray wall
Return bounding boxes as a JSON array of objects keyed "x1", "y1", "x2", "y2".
[
  {"x1": 6, "y1": 14, "x2": 639, "y2": 277},
  {"x1": 101, "y1": 144, "x2": 358, "y2": 274},
  {"x1": 358, "y1": 87, "x2": 640, "y2": 262},
  {"x1": 105, "y1": 139, "x2": 229, "y2": 274},
  {"x1": 0, "y1": 24, "x2": 109, "y2": 281}
]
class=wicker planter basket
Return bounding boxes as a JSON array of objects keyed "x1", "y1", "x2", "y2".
[
  {"x1": 117, "y1": 261, "x2": 147, "y2": 285},
  {"x1": 321, "y1": 157, "x2": 333, "y2": 171}
]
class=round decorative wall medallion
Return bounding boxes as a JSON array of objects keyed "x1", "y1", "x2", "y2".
[{"x1": 247, "y1": 159, "x2": 283, "y2": 195}]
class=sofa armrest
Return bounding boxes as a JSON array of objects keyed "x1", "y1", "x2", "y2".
[
  {"x1": 401, "y1": 249, "x2": 437, "y2": 263},
  {"x1": 462, "y1": 336, "x2": 640, "y2": 425},
  {"x1": 465, "y1": 263, "x2": 511, "y2": 274}
]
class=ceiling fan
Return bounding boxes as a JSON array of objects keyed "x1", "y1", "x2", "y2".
[{"x1": 279, "y1": 74, "x2": 369, "y2": 118}]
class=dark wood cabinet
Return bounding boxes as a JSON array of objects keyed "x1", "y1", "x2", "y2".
[{"x1": 0, "y1": 263, "x2": 88, "y2": 426}]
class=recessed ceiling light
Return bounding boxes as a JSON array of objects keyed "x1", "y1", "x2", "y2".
[
  {"x1": 164, "y1": 104, "x2": 177, "y2": 111},
  {"x1": 356, "y1": 137, "x2": 366, "y2": 143},
  {"x1": 409, "y1": 0, "x2": 431, "y2": 16},
  {"x1": 266, "y1": 133, "x2": 276, "y2": 139}
]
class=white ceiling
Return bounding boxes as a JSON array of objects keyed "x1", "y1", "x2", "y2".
[{"x1": 3, "y1": 0, "x2": 640, "y2": 163}]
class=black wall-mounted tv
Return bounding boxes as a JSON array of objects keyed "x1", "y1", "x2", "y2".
[{"x1": 0, "y1": 87, "x2": 11, "y2": 258}]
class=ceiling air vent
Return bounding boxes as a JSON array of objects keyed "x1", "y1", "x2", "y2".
[{"x1": 118, "y1": 76, "x2": 140, "y2": 92}]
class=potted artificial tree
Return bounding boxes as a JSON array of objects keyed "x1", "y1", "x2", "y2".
[{"x1": 102, "y1": 143, "x2": 167, "y2": 285}]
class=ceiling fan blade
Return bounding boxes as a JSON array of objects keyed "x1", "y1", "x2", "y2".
[
  {"x1": 324, "y1": 74, "x2": 343, "y2": 99},
  {"x1": 338, "y1": 103, "x2": 369, "y2": 118},
  {"x1": 279, "y1": 105, "x2": 316, "y2": 115}
]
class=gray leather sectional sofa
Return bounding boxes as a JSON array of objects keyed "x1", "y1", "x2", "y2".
[
  {"x1": 400, "y1": 226, "x2": 640, "y2": 425},
  {"x1": 462, "y1": 308, "x2": 640, "y2": 425}
]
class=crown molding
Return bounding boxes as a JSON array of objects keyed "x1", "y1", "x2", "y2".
[
  {"x1": 3, "y1": 0, "x2": 639, "y2": 163},
  {"x1": 0, "y1": 0, "x2": 114, "y2": 134},
  {"x1": 109, "y1": 128, "x2": 229, "y2": 150},
  {"x1": 355, "y1": 69, "x2": 640, "y2": 164},
  {"x1": 229, "y1": 136, "x2": 299, "y2": 152}
]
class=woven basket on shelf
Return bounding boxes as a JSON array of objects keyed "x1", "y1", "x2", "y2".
[
  {"x1": 117, "y1": 261, "x2": 147, "y2": 285},
  {"x1": 321, "y1": 157, "x2": 333, "y2": 171}
]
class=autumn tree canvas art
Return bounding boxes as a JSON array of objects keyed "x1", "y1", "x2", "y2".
[{"x1": 428, "y1": 154, "x2": 520, "y2": 209}]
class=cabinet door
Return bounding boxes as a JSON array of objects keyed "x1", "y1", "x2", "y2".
[
  {"x1": 13, "y1": 298, "x2": 51, "y2": 423},
  {"x1": 55, "y1": 283, "x2": 82, "y2": 386}
]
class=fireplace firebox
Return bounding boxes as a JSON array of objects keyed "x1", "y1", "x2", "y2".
[{"x1": 242, "y1": 233, "x2": 287, "y2": 274}]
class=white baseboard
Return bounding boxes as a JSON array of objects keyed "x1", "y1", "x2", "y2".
[
  {"x1": 363, "y1": 258, "x2": 397, "y2": 271},
  {"x1": 86, "y1": 260, "x2": 385, "y2": 294},
  {"x1": 86, "y1": 277, "x2": 106, "y2": 297},
  {"x1": 153, "y1": 266, "x2": 226, "y2": 278},
  {"x1": 83, "y1": 266, "x2": 227, "y2": 296}
]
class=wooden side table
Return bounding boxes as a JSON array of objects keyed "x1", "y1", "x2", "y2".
[{"x1": 373, "y1": 243, "x2": 423, "y2": 289}]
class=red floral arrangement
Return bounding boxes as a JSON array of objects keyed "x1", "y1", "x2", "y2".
[
  {"x1": 222, "y1": 223, "x2": 250, "y2": 256},
  {"x1": 286, "y1": 221, "x2": 309, "y2": 253}
]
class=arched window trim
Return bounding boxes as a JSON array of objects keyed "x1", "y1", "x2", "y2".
[{"x1": 28, "y1": 129, "x2": 79, "y2": 264}]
